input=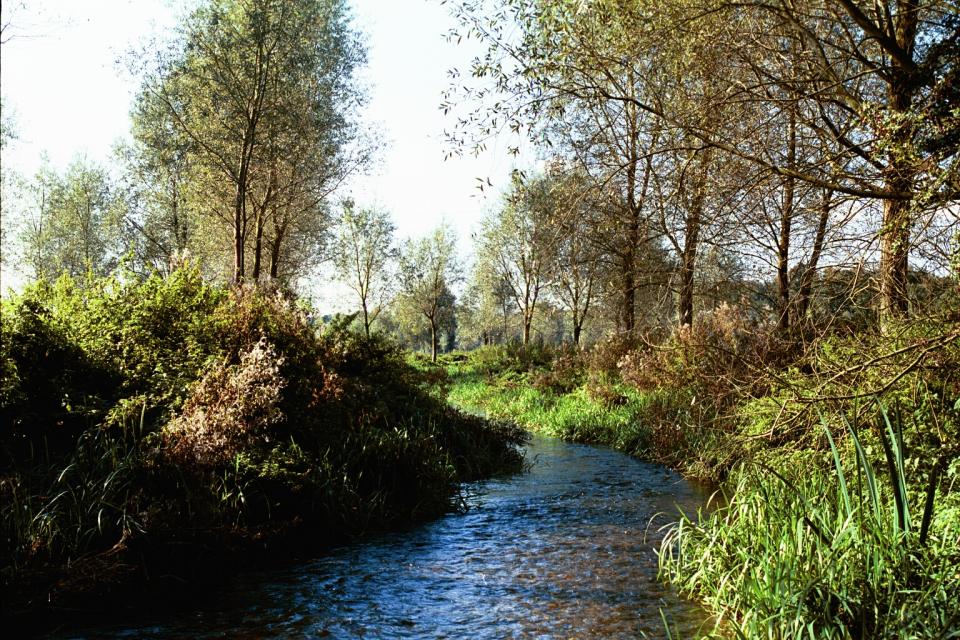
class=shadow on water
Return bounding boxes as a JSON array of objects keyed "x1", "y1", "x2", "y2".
[{"x1": 57, "y1": 435, "x2": 714, "y2": 639}]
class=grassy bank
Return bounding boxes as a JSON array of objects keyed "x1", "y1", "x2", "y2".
[
  {"x1": 0, "y1": 268, "x2": 524, "y2": 629},
  {"x1": 441, "y1": 311, "x2": 960, "y2": 638},
  {"x1": 443, "y1": 342, "x2": 729, "y2": 481}
]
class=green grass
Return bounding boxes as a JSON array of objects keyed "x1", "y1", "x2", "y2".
[
  {"x1": 659, "y1": 408, "x2": 960, "y2": 639},
  {"x1": 441, "y1": 342, "x2": 960, "y2": 639},
  {"x1": 447, "y1": 370, "x2": 647, "y2": 449},
  {"x1": 446, "y1": 364, "x2": 729, "y2": 480}
]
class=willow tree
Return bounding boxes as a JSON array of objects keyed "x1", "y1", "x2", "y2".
[
  {"x1": 396, "y1": 225, "x2": 461, "y2": 362},
  {"x1": 446, "y1": 0, "x2": 960, "y2": 324},
  {"x1": 132, "y1": 0, "x2": 365, "y2": 284},
  {"x1": 332, "y1": 202, "x2": 397, "y2": 338}
]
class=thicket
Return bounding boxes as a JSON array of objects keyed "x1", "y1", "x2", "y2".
[
  {"x1": 0, "y1": 267, "x2": 524, "y2": 620},
  {"x1": 444, "y1": 301, "x2": 960, "y2": 637}
]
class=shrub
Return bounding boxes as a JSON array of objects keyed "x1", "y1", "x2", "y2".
[
  {"x1": 619, "y1": 303, "x2": 782, "y2": 399},
  {"x1": 1, "y1": 268, "x2": 526, "y2": 612},
  {"x1": 587, "y1": 332, "x2": 639, "y2": 376},
  {"x1": 162, "y1": 338, "x2": 286, "y2": 468},
  {"x1": 530, "y1": 348, "x2": 585, "y2": 394}
]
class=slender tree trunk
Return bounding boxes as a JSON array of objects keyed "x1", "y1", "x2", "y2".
[
  {"x1": 233, "y1": 167, "x2": 248, "y2": 283},
  {"x1": 252, "y1": 211, "x2": 265, "y2": 281},
  {"x1": 252, "y1": 166, "x2": 277, "y2": 282},
  {"x1": 622, "y1": 255, "x2": 636, "y2": 334},
  {"x1": 677, "y1": 144, "x2": 714, "y2": 328},
  {"x1": 269, "y1": 224, "x2": 284, "y2": 280},
  {"x1": 796, "y1": 189, "x2": 832, "y2": 323},
  {"x1": 621, "y1": 197, "x2": 639, "y2": 334},
  {"x1": 777, "y1": 109, "x2": 797, "y2": 332},
  {"x1": 678, "y1": 200, "x2": 702, "y2": 327},
  {"x1": 430, "y1": 319, "x2": 439, "y2": 363}
]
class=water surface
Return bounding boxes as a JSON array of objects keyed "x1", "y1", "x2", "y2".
[{"x1": 67, "y1": 435, "x2": 712, "y2": 639}]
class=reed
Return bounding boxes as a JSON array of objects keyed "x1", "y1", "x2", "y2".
[{"x1": 659, "y1": 405, "x2": 960, "y2": 638}]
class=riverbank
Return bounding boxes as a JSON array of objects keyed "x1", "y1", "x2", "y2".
[
  {"x1": 0, "y1": 269, "x2": 525, "y2": 634},
  {"x1": 45, "y1": 434, "x2": 715, "y2": 639},
  {"x1": 440, "y1": 317, "x2": 960, "y2": 638}
]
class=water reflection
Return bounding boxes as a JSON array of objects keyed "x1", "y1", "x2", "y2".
[{"x1": 67, "y1": 435, "x2": 712, "y2": 639}]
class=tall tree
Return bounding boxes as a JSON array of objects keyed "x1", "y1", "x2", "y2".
[
  {"x1": 396, "y1": 225, "x2": 460, "y2": 362},
  {"x1": 133, "y1": 0, "x2": 365, "y2": 284},
  {"x1": 332, "y1": 202, "x2": 397, "y2": 338}
]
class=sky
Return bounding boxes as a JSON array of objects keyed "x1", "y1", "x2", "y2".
[{"x1": 0, "y1": 0, "x2": 534, "y2": 298}]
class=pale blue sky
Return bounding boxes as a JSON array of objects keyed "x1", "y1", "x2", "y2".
[{"x1": 1, "y1": 0, "x2": 534, "y2": 295}]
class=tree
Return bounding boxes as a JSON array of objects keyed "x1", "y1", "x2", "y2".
[
  {"x1": 396, "y1": 225, "x2": 460, "y2": 362},
  {"x1": 17, "y1": 158, "x2": 125, "y2": 280},
  {"x1": 477, "y1": 173, "x2": 558, "y2": 345},
  {"x1": 133, "y1": 0, "x2": 366, "y2": 284},
  {"x1": 544, "y1": 168, "x2": 602, "y2": 344},
  {"x1": 331, "y1": 201, "x2": 397, "y2": 338},
  {"x1": 445, "y1": 0, "x2": 960, "y2": 326}
]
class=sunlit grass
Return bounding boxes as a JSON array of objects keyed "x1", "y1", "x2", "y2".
[{"x1": 659, "y1": 407, "x2": 960, "y2": 639}]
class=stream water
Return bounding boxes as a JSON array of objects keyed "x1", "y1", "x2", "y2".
[{"x1": 63, "y1": 435, "x2": 712, "y2": 639}]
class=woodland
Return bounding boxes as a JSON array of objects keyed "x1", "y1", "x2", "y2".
[{"x1": 1, "y1": 0, "x2": 958, "y2": 637}]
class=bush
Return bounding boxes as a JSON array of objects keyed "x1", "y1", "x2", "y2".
[
  {"x1": 619, "y1": 303, "x2": 782, "y2": 399},
  {"x1": 162, "y1": 338, "x2": 286, "y2": 468},
  {"x1": 1, "y1": 269, "x2": 525, "y2": 614}
]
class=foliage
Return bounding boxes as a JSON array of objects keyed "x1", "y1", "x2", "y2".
[
  {"x1": 394, "y1": 225, "x2": 460, "y2": 361},
  {"x1": 0, "y1": 268, "x2": 524, "y2": 615},
  {"x1": 16, "y1": 158, "x2": 126, "y2": 281},
  {"x1": 162, "y1": 338, "x2": 286, "y2": 468},
  {"x1": 661, "y1": 408, "x2": 960, "y2": 638},
  {"x1": 331, "y1": 202, "x2": 397, "y2": 337},
  {"x1": 130, "y1": 0, "x2": 367, "y2": 283}
]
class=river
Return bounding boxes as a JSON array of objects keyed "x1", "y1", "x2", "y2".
[{"x1": 63, "y1": 434, "x2": 712, "y2": 639}]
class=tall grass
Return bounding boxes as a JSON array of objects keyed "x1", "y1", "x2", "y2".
[
  {"x1": 1, "y1": 405, "x2": 146, "y2": 573},
  {"x1": 659, "y1": 406, "x2": 960, "y2": 638},
  {"x1": 446, "y1": 366, "x2": 726, "y2": 479}
]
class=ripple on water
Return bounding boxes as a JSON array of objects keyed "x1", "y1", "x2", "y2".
[{"x1": 63, "y1": 435, "x2": 713, "y2": 639}]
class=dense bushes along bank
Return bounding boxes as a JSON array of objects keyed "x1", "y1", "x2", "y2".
[
  {"x1": 442, "y1": 307, "x2": 960, "y2": 638},
  {"x1": 0, "y1": 269, "x2": 524, "y2": 627}
]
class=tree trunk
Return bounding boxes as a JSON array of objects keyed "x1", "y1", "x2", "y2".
[
  {"x1": 361, "y1": 301, "x2": 371, "y2": 339},
  {"x1": 233, "y1": 162, "x2": 249, "y2": 284},
  {"x1": 878, "y1": 4, "x2": 918, "y2": 323},
  {"x1": 252, "y1": 211, "x2": 265, "y2": 281},
  {"x1": 796, "y1": 189, "x2": 832, "y2": 323},
  {"x1": 233, "y1": 211, "x2": 245, "y2": 284},
  {"x1": 622, "y1": 259, "x2": 636, "y2": 334},
  {"x1": 777, "y1": 109, "x2": 797, "y2": 332},
  {"x1": 678, "y1": 201, "x2": 702, "y2": 327},
  {"x1": 430, "y1": 320, "x2": 439, "y2": 363}
]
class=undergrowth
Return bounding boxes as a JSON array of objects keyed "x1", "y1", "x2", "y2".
[
  {"x1": 442, "y1": 303, "x2": 960, "y2": 638},
  {"x1": 0, "y1": 267, "x2": 525, "y2": 619}
]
